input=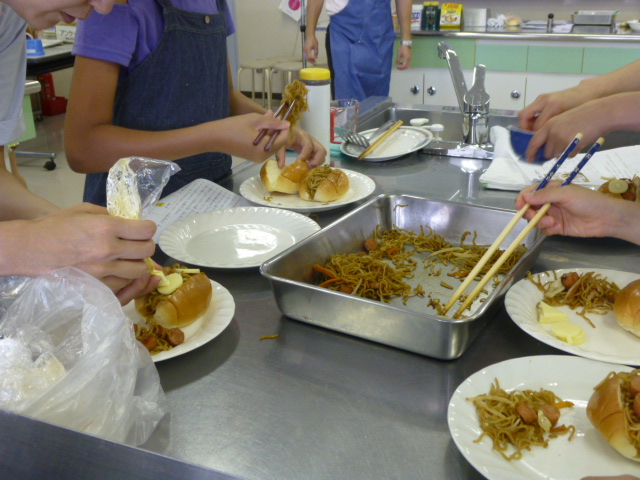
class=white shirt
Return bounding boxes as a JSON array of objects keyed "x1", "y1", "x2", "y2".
[
  {"x1": 0, "y1": 4, "x2": 28, "y2": 145},
  {"x1": 325, "y1": 0, "x2": 349, "y2": 16}
]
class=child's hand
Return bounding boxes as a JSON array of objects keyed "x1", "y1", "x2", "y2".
[{"x1": 279, "y1": 125, "x2": 327, "y2": 168}]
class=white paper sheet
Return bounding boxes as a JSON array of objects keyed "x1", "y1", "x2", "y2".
[
  {"x1": 146, "y1": 179, "x2": 251, "y2": 242},
  {"x1": 480, "y1": 126, "x2": 640, "y2": 191}
]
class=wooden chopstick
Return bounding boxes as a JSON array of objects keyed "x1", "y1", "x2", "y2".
[
  {"x1": 357, "y1": 120, "x2": 403, "y2": 161},
  {"x1": 441, "y1": 133, "x2": 584, "y2": 316},
  {"x1": 451, "y1": 136, "x2": 604, "y2": 319},
  {"x1": 253, "y1": 101, "x2": 290, "y2": 146}
]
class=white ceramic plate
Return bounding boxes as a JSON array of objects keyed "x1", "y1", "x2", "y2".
[
  {"x1": 159, "y1": 207, "x2": 320, "y2": 268},
  {"x1": 448, "y1": 355, "x2": 637, "y2": 480},
  {"x1": 123, "y1": 280, "x2": 235, "y2": 362},
  {"x1": 239, "y1": 169, "x2": 375, "y2": 213},
  {"x1": 340, "y1": 126, "x2": 433, "y2": 162},
  {"x1": 505, "y1": 268, "x2": 640, "y2": 366}
]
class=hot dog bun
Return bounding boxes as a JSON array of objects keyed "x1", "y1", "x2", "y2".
[
  {"x1": 614, "y1": 279, "x2": 640, "y2": 337},
  {"x1": 260, "y1": 157, "x2": 310, "y2": 194},
  {"x1": 587, "y1": 372, "x2": 640, "y2": 461},
  {"x1": 135, "y1": 270, "x2": 212, "y2": 329},
  {"x1": 299, "y1": 166, "x2": 350, "y2": 202}
]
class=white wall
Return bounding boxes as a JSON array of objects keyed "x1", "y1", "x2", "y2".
[{"x1": 232, "y1": 0, "x2": 640, "y2": 91}]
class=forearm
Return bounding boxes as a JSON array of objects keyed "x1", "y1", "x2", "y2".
[
  {"x1": 0, "y1": 220, "x2": 37, "y2": 275},
  {"x1": 595, "y1": 92, "x2": 640, "y2": 133},
  {"x1": 66, "y1": 122, "x2": 220, "y2": 173},
  {"x1": 305, "y1": 0, "x2": 324, "y2": 35},
  {"x1": 603, "y1": 200, "x2": 640, "y2": 246},
  {"x1": 578, "y1": 59, "x2": 640, "y2": 100},
  {"x1": 395, "y1": 0, "x2": 412, "y2": 41},
  {"x1": 0, "y1": 171, "x2": 58, "y2": 220}
]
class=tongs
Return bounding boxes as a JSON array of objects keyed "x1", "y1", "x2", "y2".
[{"x1": 253, "y1": 99, "x2": 297, "y2": 151}]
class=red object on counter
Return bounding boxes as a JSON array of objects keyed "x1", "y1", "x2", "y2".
[{"x1": 37, "y1": 73, "x2": 68, "y2": 116}]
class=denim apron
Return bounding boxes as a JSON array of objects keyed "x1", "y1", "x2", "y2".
[
  {"x1": 328, "y1": 0, "x2": 395, "y2": 101},
  {"x1": 83, "y1": 0, "x2": 232, "y2": 206}
]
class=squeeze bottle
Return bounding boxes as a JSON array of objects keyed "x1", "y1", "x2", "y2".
[{"x1": 299, "y1": 68, "x2": 332, "y2": 155}]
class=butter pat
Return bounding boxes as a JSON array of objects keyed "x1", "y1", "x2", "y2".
[
  {"x1": 537, "y1": 302, "x2": 569, "y2": 324},
  {"x1": 157, "y1": 272, "x2": 183, "y2": 295},
  {"x1": 551, "y1": 322, "x2": 586, "y2": 346}
]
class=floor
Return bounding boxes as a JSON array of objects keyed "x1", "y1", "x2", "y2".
[
  {"x1": 14, "y1": 113, "x2": 85, "y2": 209},
  {"x1": 14, "y1": 113, "x2": 247, "y2": 209}
]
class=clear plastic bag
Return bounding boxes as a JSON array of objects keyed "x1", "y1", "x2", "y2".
[
  {"x1": 106, "y1": 156, "x2": 180, "y2": 220},
  {"x1": 0, "y1": 267, "x2": 168, "y2": 446}
]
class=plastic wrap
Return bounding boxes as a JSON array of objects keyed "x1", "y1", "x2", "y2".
[{"x1": 0, "y1": 267, "x2": 168, "y2": 446}]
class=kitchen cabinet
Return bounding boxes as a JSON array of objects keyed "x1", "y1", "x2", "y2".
[
  {"x1": 392, "y1": 35, "x2": 639, "y2": 111},
  {"x1": 390, "y1": 67, "x2": 470, "y2": 107}
]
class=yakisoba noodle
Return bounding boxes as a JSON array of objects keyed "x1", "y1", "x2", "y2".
[
  {"x1": 135, "y1": 264, "x2": 195, "y2": 355},
  {"x1": 134, "y1": 323, "x2": 173, "y2": 355},
  {"x1": 468, "y1": 378, "x2": 575, "y2": 461},
  {"x1": 610, "y1": 370, "x2": 640, "y2": 449},
  {"x1": 282, "y1": 80, "x2": 309, "y2": 129},
  {"x1": 527, "y1": 271, "x2": 621, "y2": 327},
  {"x1": 314, "y1": 225, "x2": 527, "y2": 312},
  {"x1": 314, "y1": 253, "x2": 424, "y2": 304}
]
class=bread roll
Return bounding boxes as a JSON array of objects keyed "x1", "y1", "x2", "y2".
[
  {"x1": 614, "y1": 279, "x2": 640, "y2": 337},
  {"x1": 587, "y1": 372, "x2": 640, "y2": 461},
  {"x1": 135, "y1": 272, "x2": 212, "y2": 329},
  {"x1": 260, "y1": 157, "x2": 310, "y2": 194},
  {"x1": 299, "y1": 166, "x2": 350, "y2": 202}
]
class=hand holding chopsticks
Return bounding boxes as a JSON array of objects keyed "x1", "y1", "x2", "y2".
[
  {"x1": 358, "y1": 120, "x2": 403, "y2": 161},
  {"x1": 443, "y1": 134, "x2": 604, "y2": 319},
  {"x1": 253, "y1": 99, "x2": 297, "y2": 151}
]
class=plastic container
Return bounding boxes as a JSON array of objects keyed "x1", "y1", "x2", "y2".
[
  {"x1": 411, "y1": 4, "x2": 422, "y2": 31},
  {"x1": 299, "y1": 68, "x2": 332, "y2": 155}
]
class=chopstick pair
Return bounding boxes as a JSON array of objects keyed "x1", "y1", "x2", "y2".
[
  {"x1": 357, "y1": 120, "x2": 404, "y2": 161},
  {"x1": 253, "y1": 99, "x2": 297, "y2": 151},
  {"x1": 442, "y1": 134, "x2": 605, "y2": 319}
]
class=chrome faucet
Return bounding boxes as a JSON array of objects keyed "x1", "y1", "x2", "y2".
[{"x1": 437, "y1": 41, "x2": 491, "y2": 147}]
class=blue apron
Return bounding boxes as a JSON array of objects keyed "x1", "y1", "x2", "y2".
[
  {"x1": 328, "y1": 0, "x2": 395, "y2": 101},
  {"x1": 83, "y1": 0, "x2": 232, "y2": 206}
]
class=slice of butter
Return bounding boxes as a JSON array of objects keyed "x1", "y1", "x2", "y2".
[
  {"x1": 157, "y1": 272, "x2": 183, "y2": 295},
  {"x1": 551, "y1": 322, "x2": 586, "y2": 346},
  {"x1": 537, "y1": 302, "x2": 569, "y2": 324}
]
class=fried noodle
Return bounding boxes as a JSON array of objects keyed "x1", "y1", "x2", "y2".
[
  {"x1": 282, "y1": 80, "x2": 309, "y2": 129},
  {"x1": 468, "y1": 378, "x2": 576, "y2": 461},
  {"x1": 527, "y1": 271, "x2": 620, "y2": 327}
]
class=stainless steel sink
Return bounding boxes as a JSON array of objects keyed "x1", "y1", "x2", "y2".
[{"x1": 357, "y1": 99, "x2": 640, "y2": 158}]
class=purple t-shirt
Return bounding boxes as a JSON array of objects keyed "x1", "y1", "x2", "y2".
[{"x1": 73, "y1": 0, "x2": 236, "y2": 72}]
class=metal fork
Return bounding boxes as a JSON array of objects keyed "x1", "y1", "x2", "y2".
[
  {"x1": 340, "y1": 129, "x2": 370, "y2": 148},
  {"x1": 337, "y1": 120, "x2": 397, "y2": 149}
]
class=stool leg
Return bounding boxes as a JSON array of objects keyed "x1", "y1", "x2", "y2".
[
  {"x1": 265, "y1": 68, "x2": 272, "y2": 109},
  {"x1": 251, "y1": 69, "x2": 256, "y2": 102}
]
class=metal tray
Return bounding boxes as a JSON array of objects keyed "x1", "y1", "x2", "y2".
[
  {"x1": 571, "y1": 10, "x2": 617, "y2": 25},
  {"x1": 261, "y1": 194, "x2": 545, "y2": 359}
]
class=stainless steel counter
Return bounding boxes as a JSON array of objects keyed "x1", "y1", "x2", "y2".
[
  {"x1": 141, "y1": 150, "x2": 640, "y2": 480},
  {"x1": 3, "y1": 144, "x2": 639, "y2": 479},
  {"x1": 410, "y1": 26, "x2": 640, "y2": 43}
]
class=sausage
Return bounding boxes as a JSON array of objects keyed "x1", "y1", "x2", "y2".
[
  {"x1": 539, "y1": 404, "x2": 561, "y2": 427},
  {"x1": 139, "y1": 334, "x2": 158, "y2": 352},
  {"x1": 166, "y1": 328, "x2": 185, "y2": 346},
  {"x1": 516, "y1": 402, "x2": 537, "y2": 425},
  {"x1": 364, "y1": 238, "x2": 379, "y2": 252},
  {"x1": 630, "y1": 375, "x2": 640, "y2": 397},
  {"x1": 634, "y1": 394, "x2": 640, "y2": 418},
  {"x1": 561, "y1": 272, "x2": 580, "y2": 289}
]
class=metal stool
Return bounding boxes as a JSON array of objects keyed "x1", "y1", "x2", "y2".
[
  {"x1": 237, "y1": 59, "x2": 274, "y2": 107},
  {"x1": 270, "y1": 60, "x2": 329, "y2": 102}
]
